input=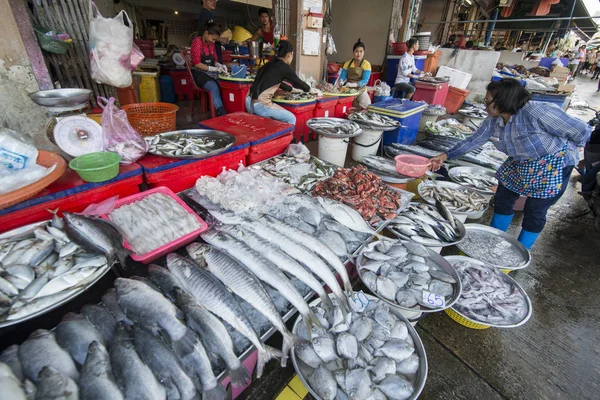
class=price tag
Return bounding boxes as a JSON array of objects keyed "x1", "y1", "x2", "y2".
[
  {"x1": 422, "y1": 290, "x2": 445, "y2": 308},
  {"x1": 350, "y1": 290, "x2": 370, "y2": 312}
]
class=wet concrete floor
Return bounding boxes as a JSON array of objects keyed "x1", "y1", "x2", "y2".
[{"x1": 238, "y1": 76, "x2": 600, "y2": 399}]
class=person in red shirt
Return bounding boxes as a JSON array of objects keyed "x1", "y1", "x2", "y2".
[
  {"x1": 250, "y1": 8, "x2": 274, "y2": 44},
  {"x1": 191, "y1": 22, "x2": 227, "y2": 116}
]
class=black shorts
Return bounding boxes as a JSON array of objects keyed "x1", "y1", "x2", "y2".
[{"x1": 393, "y1": 82, "x2": 416, "y2": 94}]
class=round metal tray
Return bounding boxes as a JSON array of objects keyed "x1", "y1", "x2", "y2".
[
  {"x1": 445, "y1": 255, "x2": 533, "y2": 328},
  {"x1": 145, "y1": 129, "x2": 236, "y2": 159},
  {"x1": 456, "y1": 224, "x2": 531, "y2": 270},
  {"x1": 29, "y1": 89, "x2": 92, "y2": 108},
  {"x1": 290, "y1": 293, "x2": 428, "y2": 400},
  {"x1": 386, "y1": 203, "x2": 467, "y2": 247},
  {"x1": 448, "y1": 165, "x2": 498, "y2": 195},
  {"x1": 348, "y1": 114, "x2": 401, "y2": 131},
  {"x1": 417, "y1": 180, "x2": 489, "y2": 219},
  {"x1": 0, "y1": 220, "x2": 111, "y2": 329},
  {"x1": 272, "y1": 97, "x2": 316, "y2": 104},
  {"x1": 356, "y1": 240, "x2": 462, "y2": 313},
  {"x1": 306, "y1": 118, "x2": 363, "y2": 138}
]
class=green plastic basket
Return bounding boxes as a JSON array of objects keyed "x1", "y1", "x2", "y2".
[
  {"x1": 34, "y1": 25, "x2": 72, "y2": 54},
  {"x1": 69, "y1": 152, "x2": 121, "y2": 183}
]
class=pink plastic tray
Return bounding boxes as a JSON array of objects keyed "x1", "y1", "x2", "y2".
[{"x1": 102, "y1": 186, "x2": 208, "y2": 264}]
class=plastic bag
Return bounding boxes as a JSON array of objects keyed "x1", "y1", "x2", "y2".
[
  {"x1": 98, "y1": 97, "x2": 148, "y2": 164},
  {"x1": 130, "y1": 43, "x2": 145, "y2": 70},
  {"x1": 89, "y1": 3, "x2": 133, "y2": 87},
  {"x1": 552, "y1": 58, "x2": 565, "y2": 68},
  {"x1": 327, "y1": 32, "x2": 337, "y2": 55},
  {"x1": 374, "y1": 80, "x2": 391, "y2": 96}
]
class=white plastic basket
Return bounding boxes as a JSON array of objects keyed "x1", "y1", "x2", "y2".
[{"x1": 419, "y1": 113, "x2": 439, "y2": 132}]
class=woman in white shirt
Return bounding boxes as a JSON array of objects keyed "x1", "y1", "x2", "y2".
[{"x1": 392, "y1": 37, "x2": 420, "y2": 99}]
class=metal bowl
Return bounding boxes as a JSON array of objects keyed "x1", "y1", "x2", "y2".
[
  {"x1": 417, "y1": 180, "x2": 490, "y2": 219},
  {"x1": 356, "y1": 240, "x2": 462, "y2": 313},
  {"x1": 444, "y1": 255, "x2": 533, "y2": 328},
  {"x1": 0, "y1": 221, "x2": 111, "y2": 329},
  {"x1": 29, "y1": 89, "x2": 92, "y2": 108},
  {"x1": 448, "y1": 166, "x2": 498, "y2": 195},
  {"x1": 290, "y1": 293, "x2": 428, "y2": 400},
  {"x1": 456, "y1": 224, "x2": 531, "y2": 271},
  {"x1": 145, "y1": 129, "x2": 236, "y2": 159}
]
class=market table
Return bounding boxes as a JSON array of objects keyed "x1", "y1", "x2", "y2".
[
  {"x1": 199, "y1": 112, "x2": 294, "y2": 165},
  {"x1": 0, "y1": 163, "x2": 143, "y2": 234}
]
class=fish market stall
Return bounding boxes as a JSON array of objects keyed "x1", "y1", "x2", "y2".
[{"x1": 307, "y1": 118, "x2": 363, "y2": 167}]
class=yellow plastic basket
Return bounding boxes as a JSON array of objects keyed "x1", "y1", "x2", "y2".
[{"x1": 445, "y1": 308, "x2": 490, "y2": 330}]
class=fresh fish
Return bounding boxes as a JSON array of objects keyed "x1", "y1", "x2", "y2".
[
  {"x1": 369, "y1": 357, "x2": 396, "y2": 383},
  {"x1": 79, "y1": 341, "x2": 123, "y2": 400},
  {"x1": 317, "y1": 230, "x2": 347, "y2": 257},
  {"x1": 0, "y1": 345, "x2": 23, "y2": 381},
  {"x1": 350, "y1": 316, "x2": 373, "y2": 342},
  {"x1": 166, "y1": 253, "x2": 282, "y2": 378},
  {"x1": 336, "y1": 333, "x2": 358, "y2": 359},
  {"x1": 376, "y1": 276, "x2": 397, "y2": 301},
  {"x1": 34, "y1": 253, "x2": 58, "y2": 276},
  {"x1": 390, "y1": 321, "x2": 409, "y2": 341},
  {"x1": 0, "y1": 362, "x2": 27, "y2": 400},
  {"x1": 19, "y1": 329, "x2": 79, "y2": 382},
  {"x1": 47, "y1": 226, "x2": 69, "y2": 243},
  {"x1": 175, "y1": 287, "x2": 251, "y2": 388},
  {"x1": 7, "y1": 289, "x2": 78, "y2": 321},
  {"x1": 62, "y1": 212, "x2": 130, "y2": 268},
  {"x1": 0, "y1": 275, "x2": 19, "y2": 297},
  {"x1": 375, "y1": 374, "x2": 414, "y2": 400},
  {"x1": 48, "y1": 209, "x2": 65, "y2": 230},
  {"x1": 4, "y1": 264, "x2": 35, "y2": 284},
  {"x1": 58, "y1": 242, "x2": 80, "y2": 259},
  {"x1": 133, "y1": 326, "x2": 197, "y2": 400},
  {"x1": 201, "y1": 231, "x2": 320, "y2": 333},
  {"x1": 317, "y1": 197, "x2": 377, "y2": 236},
  {"x1": 361, "y1": 270, "x2": 378, "y2": 293},
  {"x1": 110, "y1": 323, "x2": 166, "y2": 400},
  {"x1": 81, "y1": 304, "x2": 117, "y2": 346},
  {"x1": 198, "y1": 240, "x2": 300, "y2": 362},
  {"x1": 35, "y1": 366, "x2": 79, "y2": 400},
  {"x1": 48, "y1": 258, "x2": 74, "y2": 279},
  {"x1": 311, "y1": 337, "x2": 338, "y2": 363},
  {"x1": 5, "y1": 274, "x2": 29, "y2": 290},
  {"x1": 33, "y1": 266, "x2": 98, "y2": 299},
  {"x1": 345, "y1": 368, "x2": 372, "y2": 400},
  {"x1": 296, "y1": 342, "x2": 323, "y2": 368},
  {"x1": 146, "y1": 132, "x2": 231, "y2": 157},
  {"x1": 28, "y1": 240, "x2": 55, "y2": 267},
  {"x1": 148, "y1": 264, "x2": 183, "y2": 302},
  {"x1": 396, "y1": 353, "x2": 419, "y2": 376},
  {"x1": 55, "y1": 312, "x2": 105, "y2": 366},
  {"x1": 308, "y1": 365, "x2": 337, "y2": 400},
  {"x1": 101, "y1": 289, "x2": 133, "y2": 325},
  {"x1": 373, "y1": 339, "x2": 414, "y2": 362},
  {"x1": 114, "y1": 278, "x2": 189, "y2": 343}
]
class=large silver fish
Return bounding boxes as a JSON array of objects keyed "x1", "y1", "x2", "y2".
[
  {"x1": 166, "y1": 253, "x2": 282, "y2": 378},
  {"x1": 81, "y1": 304, "x2": 118, "y2": 347},
  {"x1": 0, "y1": 362, "x2": 26, "y2": 400},
  {"x1": 34, "y1": 366, "x2": 79, "y2": 400},
  {"x1": 78, "y1": 341, "x2": 124, "y2": 400},
  {"x1": 55, "y1": 312, "x2": 105, "y2": 366},
  {"x1": 19, "y1": 329, "x2": 79, "y2": 382}
]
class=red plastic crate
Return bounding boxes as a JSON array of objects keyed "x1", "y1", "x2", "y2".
[
  {"x1": 412, "y1": 80, "x2": 449, "y2": 105},
  {"x1": 314, "y1": 97, "x2": 338, "y2": 118},
  {"x1": 368, "y1": 71, "x2": 382, "y2": 86},
  {"x1": 247, "y1": 133, "x2": 293, "y2": 165},
  {"x1": 444, "y1": 86, "x2": 471, "y2": 114},
  {"x1": 142, "y1": 148, "x2": 248, "y2": 193},
  {"x1": 277, "y1": 102, "x2": 316, "y2": 143},
  {"x1": 0, "y1": 164, "x2": 143, "y2": 234},
  {"x1": 102, "y1": 187, "x2": 208, "y2": 264},
  {"x1": 334, "y1": 96, "x2": 355, "y2": 119},
  {"x1": 219, "y1": 80, "x2": 252, "y2": 114},
  {"x1": 170, "y1": 69, "x2": 194, "y2": 101}
]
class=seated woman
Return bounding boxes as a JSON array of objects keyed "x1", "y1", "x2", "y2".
[
  {"x1": 245, "y1": 40, "x2": 311, "y2": 125},
  {"x1": 190, "y1": 22, "x2": 228, "y2": 116},
  {"x1": 392, "y1": 37, "x2": 420, "y2": 99},
  {"x1": 338, "y1": 39, "x2": 372, "y2": 109}
]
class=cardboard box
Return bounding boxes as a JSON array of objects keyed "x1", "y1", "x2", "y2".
[{"x1": 557, "y1": 84, "x2": 576, "y2": 93}]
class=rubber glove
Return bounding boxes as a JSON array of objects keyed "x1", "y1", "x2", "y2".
[
  {"x1": 291, "y1": 88, "x2": 304, "y2": 94},
  {"x1": 208, "y1": 66, "x2": 218, "y2": 72},
  {"x1": 310, "y1": 87, "x2": 323, "y2": 96},
  {"x1": 216, "y1": 63, "x2": 228, "y2": 74},
  {"x1": 345, "y1": 82, "x2": 359, "y2": 88}
]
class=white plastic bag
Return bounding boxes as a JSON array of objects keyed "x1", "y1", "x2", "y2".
[
  {"x1": 374, "y1": 80, "x2": 391, "y2": 96},
  {"x1": 327, "y1": 32, "x2": 337, "y2": 55},
  {"x1": 89, "y1": 2, "x2": 133, "y2": 87}
]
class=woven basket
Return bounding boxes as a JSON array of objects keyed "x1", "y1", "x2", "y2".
[
  {"x1": 419, "y1": 113, "x2": 439, "y2": 132},
  {"x1": 445, "y1": 308, "x2": 490, "y2": 330},
  {"x1": 34, "y1": 26, "x2": 72, "y2": 54},
  {"x1": 122, "y1": 102, "x2": 179, "y2": 136}
]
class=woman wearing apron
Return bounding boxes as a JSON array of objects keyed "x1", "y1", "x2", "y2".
[
  {"x1": 339, "y1": 39, "x2": 372, "y2": 109},
  {"x1": 191, "y1": 22, "x2": 228, "y2": 116},
  {"x1": 429, "y1": 79, "x2": 591, "y2": 249}
]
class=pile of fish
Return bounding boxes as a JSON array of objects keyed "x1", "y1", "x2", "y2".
[
  {"x1": 295, "y1": 296, "x2": 422, "y2": 400},
  {"x1": 307, "y1": 118, "x2": 362, "y2": 137},
  {"x1": 387, "y1": 202, "x2": 463, "y2": 246},
  {"x1": 275, "y1": 92, "x2": 316, "y2": 101},
  {"x1": 316, "y1": 83, "x2": 359, "y2": 95},
  {"x1": 313, "y1": 166, "x2": 404, "y2": 224},
  {"x1": 420, "y1": 183, "x2": 488, "y2": 214},
  {"x1": 108, "y1": 192, "x2": 203, "y2": 255},
  {"x1": 358, "y1": 240, "x2": 458, "y2": 310},
  {"x1": 448, "y1": 258, "x2": 529, "y2": 325},
  {"x1": 425, "y1": 119, "x2": 474, "y2": 139},
  {"x1": 459, "y1": 107, "x2": 488, "y2": 119},
  {"x1": 254, "y1": 154, "x2": 338, "y2": 192},
  {"x1": 361, "y1": 155, "x2": 412, "y2": 181},
  {"x1": 458, "y1": 230, "x2": 527, "y2": 268},
  {"x1": 0, "y1": 212, "x2": 129, "y2": 323},
  {"x1": 348, "y1": 111, "x2": 401, "y2": 128},
  {"x1": 450, "y1": 169, "x2": 498, "y2": 191},
  {"x1": 145, "y1": 133, "x2": 232, "y2": 157}
]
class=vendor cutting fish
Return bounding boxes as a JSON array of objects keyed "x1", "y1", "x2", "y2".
[
  {"x1": 337, "y1": 38, "x2": 373, "y2": 109},
  {"x1": 429, "y1": 79, "x2": 592, "y2": 249}
]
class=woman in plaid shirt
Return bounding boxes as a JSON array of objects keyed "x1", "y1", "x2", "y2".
[{"x1": 430, "y1": 79, "x2": 591, "y2": 249}]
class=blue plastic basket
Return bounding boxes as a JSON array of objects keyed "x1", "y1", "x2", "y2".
[{"x1": 231, "y1": 65, "x2": 247, "y2": 78}]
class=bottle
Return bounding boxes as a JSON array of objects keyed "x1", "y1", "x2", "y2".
[{"x1": 274, "y1": 24, "x2": 281, "y2": 48}]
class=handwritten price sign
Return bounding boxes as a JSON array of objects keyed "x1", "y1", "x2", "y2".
[
  {"x1": 350, "y1": 291, "x2": 370, "y2": 312},
  {"x1": 422, "y1": 290, "x2": 445, "y2": 308}
]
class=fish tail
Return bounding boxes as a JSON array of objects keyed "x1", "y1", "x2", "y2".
[
  {"x1": 228, "y1": 364, "x2": 252, "y2": 388},
  {"x1": 320, "y1": 293, "x2": 336, "y2": 312},
  {"x1": 280, "y1": 331, "x2": 299, "y2": 368},
  {"x1": 335, "y1": 292, "x2": 351, "y2": 317},
  {"x1": 47, "y1": 208, "x2": 59, "y2": 215},
  {"x1": 201, "y1": 383, "x2": 227, "y2": 400},
  {"x1": 256, "y1": 344, "x2": 283, "y2": 379},
  {"x1": 172, "y1": 328, "x2": 198, "y2": 357},
  {"x1": 304, "y1": 309, "x2": 324, "y2": 333}
]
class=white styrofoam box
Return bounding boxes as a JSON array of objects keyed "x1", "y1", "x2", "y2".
[{"x1": 436, "y1": 66, "x2": 473, "y2": 90}]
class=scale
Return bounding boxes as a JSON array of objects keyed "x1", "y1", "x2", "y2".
[{"x1": 30, "y1": 89, "x2": 104, "y2": 159}]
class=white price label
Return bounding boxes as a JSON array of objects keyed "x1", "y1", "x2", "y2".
[
  {"x1": 181, "y1": 79, "x2": 187, "y2": 85},
  {"x1": 229, "y1": 93, "x2": 235, "y2": 102},
  {"x1": 350, "y1": 291, "x2": 370, "y2": 312},
  {"x1": 324, "y1": 110, "x2": 329, "y2": 117},
  {"x1": 422, "y1": 290, "x2": 445, "y2": 308}
]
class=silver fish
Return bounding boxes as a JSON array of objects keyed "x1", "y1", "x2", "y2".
[
  {"x1": 345, "y1": 368, "x2": 372, "y2": 400},
  {"x1": 350, "y1": 316, "x2": 373, "y2": 342},
  {"x1": 0, "y1": 276, "x2": 19, "y2": 297},
  {"x1": 296, "y1": 342, "x2": 323, "y2": 368},
  {"x1": 375, "y1": 374, "x2": 414, "y2": 400},
  {"x1": 373, "y1": 339, "x2": 414, "y2": 362},
  {"x1": 368, "y1": 357, "x2": 396, "y2": 383},
  {"x1": 35, "y1": 366, "x2": 79, "y2": 400},
  {"x1": 101, "y1": 289, "x2": 133, "y2": 325},
  {"x1": 148, "y1": 264, "x2": 182, "y2": 302},
  {"x1": 7, "y1": 289, "x2": 78, "y2": 321},
  {"x1": 0, "y1": 345, "x2": 23, "y2": 381},
  {"x1": 311, "y1": 337, "x2": 338, "y2": 363},
  {"x1": 55, "y1": 312, "x2": 105, "y2": 366},
  {"x1": 19, "y1": 329, "x2": 79, "y2": 382},
  {"x1": 396, "y1": 353, "x2": 419, "y2": 376},
  {"x1": 4, "y1": 264, "x2": 35, "y2": 284},
  {"x1": 79, "y1": 341, "x2": 123, "y2": 400},
  {"x1": 317, "y1": 197, "x2": 378, "y2": 237},
  {"x1": 166, "y1": 253, "x2": 281, "y2": 378},
  {"x1": 81, "y1": 304, "x2": 117, "y2": 346},
  {"x1": 336, "y1": 333, "x2": 358, "y2": 359},
  {"x1": 308, "y1": 365, "x2": 337, "y2": 400},
  {"x1": 0, "y1": 362, "x2": 27, "y2": 400}
]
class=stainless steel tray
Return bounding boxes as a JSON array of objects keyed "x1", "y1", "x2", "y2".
[
  {"x1": 456, "y1": 224, "x2": 531, "y2": 271},
  {"x1": 306, "y1": 118, "x2": 363, "y2": 138},
  {"x1": 290, "y1": 293, "x2": 428, "y2": 400},
  {"x1": 145, "y1": 129, "x2": 236, "y2": 159},
  {"x1": 0, "y1": 221, "x2": 111, "y2": 329},
  {"x1": 448, "y1": 165, "x2": 498, "y2": 195},
  {"x1": 356, "y1": 240, "x2": 462, "y2": 313},
  {"x1": 29, "y1": 88, "x2": 92, "y2": 108},
  {"x1": 445, "y1": 255, "x2": 533, "y2": 328},
  {"x1": 417, "y1": 180, "x2": 490, "y2": 219}
]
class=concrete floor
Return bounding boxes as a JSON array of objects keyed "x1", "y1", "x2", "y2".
[{"x1": 238, "y1": 76, "x2": 600, "y2": 399}]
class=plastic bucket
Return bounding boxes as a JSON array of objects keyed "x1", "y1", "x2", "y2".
[
  {"x1": 318, "y1": 135, "x2": 349, "y2": 167},
  {"x1": 351, "y1": 128, "x2": 383, "y2": 162}
]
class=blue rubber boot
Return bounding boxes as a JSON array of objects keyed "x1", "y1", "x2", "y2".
[
  {"x1": 490, "y1": 213, "x2": 514, "y2": 232},
  {"x1": 517, "y1": 229, "x2": 540, "y2": 250}
]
